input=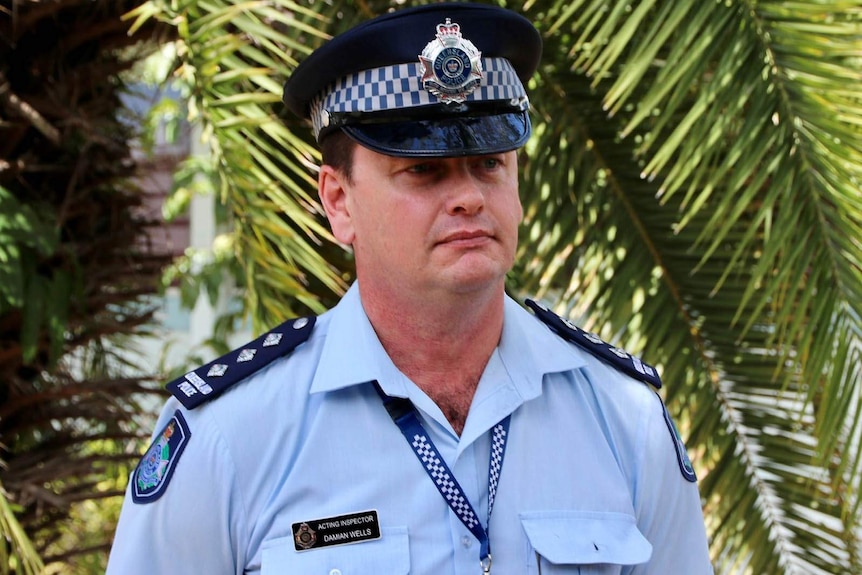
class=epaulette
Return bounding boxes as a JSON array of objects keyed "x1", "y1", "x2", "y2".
[
  {"x1": 166, "y1": 316, "x2": 317, "y2": 409},
  {"x1": 525, "y1": 300, "x2": 662, "y2": 390}
]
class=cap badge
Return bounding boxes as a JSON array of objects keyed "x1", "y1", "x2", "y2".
[{"x1": 419, "y1": 18, "x2": 483, "y2": 104}]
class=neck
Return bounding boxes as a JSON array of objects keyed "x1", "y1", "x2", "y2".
[{"x1": 359, "y1": 281, "x2": 506, "y2": 434}]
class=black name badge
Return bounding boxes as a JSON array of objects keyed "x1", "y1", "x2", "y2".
[{"x1": 292, "y1": 510, "x2": 381, "y2": 551}]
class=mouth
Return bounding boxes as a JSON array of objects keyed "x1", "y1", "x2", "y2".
[{"x1": 436, "y1": 230, "x2": 494, "y2": 247}]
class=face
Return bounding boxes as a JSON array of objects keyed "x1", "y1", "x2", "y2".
[{"x1": 319, "y1": 144, "x2": 523, "y2": 302}]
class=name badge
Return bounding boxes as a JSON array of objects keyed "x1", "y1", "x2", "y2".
[{"x1": 292, "y1": 510, "x2": 381, "y2": 551}]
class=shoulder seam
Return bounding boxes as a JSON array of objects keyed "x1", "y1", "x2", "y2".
[{"x1": 525, "y1": 299, "x2": 662, "y2": 390}]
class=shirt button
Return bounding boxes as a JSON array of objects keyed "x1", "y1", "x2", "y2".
[
  {"x1": 461, "y1": 535, "x2": 473, "y2": 548},
  {"x1": 330, "y1": 569, "x2": 341, "y2": 575}
]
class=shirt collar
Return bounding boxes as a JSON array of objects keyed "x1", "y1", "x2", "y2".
[
  {"x1": 309, "y1": 282, "x2": 586, "y2": 397},
  {"x1": 310, "y1": 283, "x2": 407, "y2": 395},
  {"x1": 494, "y1": 295, "x2": 586, "y2": 401}
]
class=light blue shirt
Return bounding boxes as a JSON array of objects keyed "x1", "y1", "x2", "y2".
[{"x1": 107, "y1": 283, "x2": 713, "y2": 574}]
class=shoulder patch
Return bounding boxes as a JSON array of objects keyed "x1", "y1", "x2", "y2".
[
  {"x1": 658, "y1": 396, "x2": 698, "y2": 482},
  {"x1": 525, "y1": 299, "x2": 662, "y2": 390},
  {"x1": 166, "y1": 316, "x2": 317, "y2": 409},
  {"x1": 132, "y1": 410, "x2": 191, "y2": 504}
]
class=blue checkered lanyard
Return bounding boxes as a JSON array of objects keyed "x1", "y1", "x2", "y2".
[{"x1": 374, "y1": 382, "x2": 511, "y2": 574}]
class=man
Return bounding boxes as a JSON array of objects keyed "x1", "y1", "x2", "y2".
[{"x1": 107, "y1": 3, "x2": 713, "y2": 573}]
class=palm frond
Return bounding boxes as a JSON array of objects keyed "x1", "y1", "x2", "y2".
[
  {"x1": 0, "y1": 485, "x2": 43, "y2": 575},
  {"x1": 517, "y1": 1, "x2": 862, "y2": 573},
  {"x1": 136, "y1": 0, "x2": 358, "y2": 330}
]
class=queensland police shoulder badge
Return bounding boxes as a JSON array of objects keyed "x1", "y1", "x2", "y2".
[
  {"x1": 132, "y1": 410, "x2": 191, "y2": 504},
  {"x1": 419, "y1": 18, "x2": 483, "y2": 103}
]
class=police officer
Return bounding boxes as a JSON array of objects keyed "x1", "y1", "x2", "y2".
[{"x1": 107, "y1": 4, "x2": 713, "y2": 573}]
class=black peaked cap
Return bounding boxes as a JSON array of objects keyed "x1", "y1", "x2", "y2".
[{"x1": 282, "y1": 3, "x2": 542, "y2": 120}]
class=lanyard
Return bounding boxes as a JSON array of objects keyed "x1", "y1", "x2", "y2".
[{"x1": 374, "y1": 382, "x2": 511, "y2": 574}]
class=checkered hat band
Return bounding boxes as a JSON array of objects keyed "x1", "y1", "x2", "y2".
[{"x1": 310, "y1": 57, "x2": 525, "y2": 137}]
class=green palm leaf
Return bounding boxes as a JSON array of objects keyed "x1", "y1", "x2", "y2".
[
  {"x1": 0, "y1": 485, "x2": 43, "y2": 575},
  {"x1": 128, "y1": 0, "x2": 352, "y2": 330},
  {"x1": 518, "y1": 1, "x2": 862, "y2": 573}
]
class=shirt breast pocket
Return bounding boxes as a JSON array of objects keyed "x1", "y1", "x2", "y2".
[
  {"x1": 520, "y1": 510, "x2": 652, "y2": 574},
  {"x1": 261, "y1": 526, "x2": 410, "y2": 575}
]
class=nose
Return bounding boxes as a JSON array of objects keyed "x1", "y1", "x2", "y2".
[{"x1": 446, "y1": 171, "x2": 485, "y2": 216}]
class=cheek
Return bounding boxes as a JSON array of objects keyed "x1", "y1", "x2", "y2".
[
  {"x1": 350, "y1": 185, "x2": 443, "y2": 260},
  {"x1": 351, "y1": 197, "x2": 408, "y2": 255},
  {"x1": 503, "y1": 190, "x2": 524, "y2": 228},
  {"x1": 383, "y1": 196, "x2": 434, "y2": 235},
  {"x1": 499, "y1": 191, "x2": 523, "y2": 253}
]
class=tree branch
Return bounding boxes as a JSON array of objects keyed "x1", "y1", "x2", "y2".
[{"x1": 0, "y1": 72, "x2": 61, "y2": 146}]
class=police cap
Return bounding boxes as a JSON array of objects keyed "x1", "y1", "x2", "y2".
[{"x1": 282, "y1": 3, "x2": 542, "y2": 157}]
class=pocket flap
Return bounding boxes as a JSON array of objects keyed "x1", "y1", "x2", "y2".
[{"x1": 520, "y1": 510, "x2": 652, "y2": 566}]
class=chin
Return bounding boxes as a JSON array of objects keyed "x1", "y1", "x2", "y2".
[
  {"x1": 429, "y1": 250, "x2": 514, "y2": 292},
  {"x1": 443, "y1": 268, "x2": 508, "y2": 295}
]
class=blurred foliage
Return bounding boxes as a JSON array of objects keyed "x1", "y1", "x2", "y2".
[
  {"x1": 0, "y1": 0, "x2": 174, "y2": 571},
  {"x1": 41, "y1": 445, "x2": 133, "y2": 575},
  {"x1": 0, "y1": 482, "x2": 43, "y2": 575}
]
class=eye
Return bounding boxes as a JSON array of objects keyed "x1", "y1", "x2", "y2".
[
  {"x1": 477, "y1": 156, "x2": 504, "y2": 170},
  {"x1": 405, "y1": 162, "x2": 435, "y2": 174}
]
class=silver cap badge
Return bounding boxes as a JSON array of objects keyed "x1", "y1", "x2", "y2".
[{"x1": 418, "y1": 18, "x2": 483, "y2": 104}]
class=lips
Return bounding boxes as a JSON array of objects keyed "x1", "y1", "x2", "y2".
[{"x1": 436, "y1": 229, "x2": 493, "y2": 246}]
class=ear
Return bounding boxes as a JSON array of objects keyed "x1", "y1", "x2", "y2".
[{"x1": 319, "y1": 165, "x2": 356, "y2": 245}]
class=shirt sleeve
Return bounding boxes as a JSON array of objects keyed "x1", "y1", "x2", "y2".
[
  {"x1": 106, "y1": 399, "x2": 247, "y2": 575},
  {"x1": 628, "y1": 392, "x2": 714, "y2": 575}
]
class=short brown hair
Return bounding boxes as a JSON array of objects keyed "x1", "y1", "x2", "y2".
[{"x1": 320, "y1": 130, "x2": 356, "y2": 182}]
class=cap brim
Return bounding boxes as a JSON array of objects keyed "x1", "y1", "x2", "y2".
[{"x1": 341, "y1": 111, "x2": 530, "y2": 158}]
